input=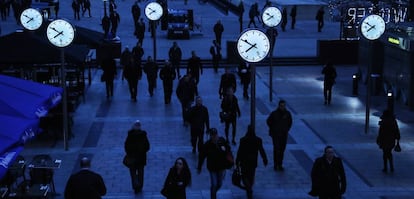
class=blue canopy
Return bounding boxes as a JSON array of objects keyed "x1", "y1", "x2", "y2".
[
  {"x1": 0, "y1": 74, "x2": 62, "y2": 119},
  {"x1": 0, "y1": 75, "x2": 63, "y2": 180}
]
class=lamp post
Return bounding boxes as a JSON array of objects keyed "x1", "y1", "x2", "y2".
[
  {"x1": 103, "y1": 0, "x2": 108, "y2": 17},
  {"x1": 145, "y1": 2, "x2": 163, "y2": 62}
]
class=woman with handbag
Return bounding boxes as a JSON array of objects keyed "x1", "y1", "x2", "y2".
[
  {"x1": 161, "y1": 157, "x2": 192, "y2": 199},
  {"x1": 377, "y1": 109, "x2": 401, "y2": 173}
]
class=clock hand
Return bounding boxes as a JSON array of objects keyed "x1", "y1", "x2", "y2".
[
  {"x1": 241, "y1": 39, "x2": 254, "y2": 46},
  {"x1": 23, "y1": 14, "x2": 31, "y2": 19},
  {"x1": 366, "y1": 25, "x2": 376, "y2": 32},
  {"x1": 26, "y1": 17, "x2": 34, "y2": 23},
  {"x1": 364, "y1": 22, "x2": 373, "y2": 28},
  {"x1": 51, "y1": 27, "x2": 60, "y2": 33},
  {"x1": 54, "y1": 31, "x2": 63, "y2": 38},
  {"x1": 265, "y1": 13, "x2": 274, "y2": 21},
  {"x1": 245, "y1": 43, "x2": 257, "y2": 53}
]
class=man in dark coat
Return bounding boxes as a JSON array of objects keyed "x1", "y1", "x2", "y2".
[
  {"x1": 210, "y1": 40, "x2": 221, "y2": 73},
  {"x1": 221, "y1": 88, "x2": 241, "y2": 145},
  {"x1": 290, "y1": 5, "x2": 297, "y2": 29},
  {"x1": 316, "y1": 6, "x2": 325, "y2": 32},
  {"x1": 102, "y1": 15, "x2": 111, "y2": 39},
  {"x1": 131, "y1": 0, "x2": 140, "y2": 25},
  {"x1": 176, "y1": 74, "x2": 196, "y2": 126},
  {"x1": 238, "y1": 62, "x2": 251, "y2": 99},
  {"x1": 213, "y1": 20, "x2": 224, "y2": 46},
  {"x1": 266, "y1": 99, "x2": 292, "y2": 171},
  {"x1": 281, "y1": 7, "x2": 288, "y2": 31},
  {"x1": 197, "y1": 128, "x2": 230, "y2": 199},
  {"x1": 168, "y1": 41, "x2": 182, "y2": 78},
  {"x1": 101, "y1": 58, "x2": 117, "y2": 99},
  {"x1": 109, "y1": 10, "x2": 120, "y2": 37},
  {"x1": 219, "y1": 68, "x2": 236, "y2": 99},
  {"x1": 377, "y1": 109, "x2": 400, "y2": 172},
  {"x1": 309, "y1": 146, "x2": 346, "y2": 199},
  {"x1": 143, "y1": 56, "x2": 158, "y2": 97},
  {"x1": 124, "y1": 120, "x2": 150, "y2": 193},
  {"x1": 321, "y1": 62, "x2": 337, "y2": 105},
  {"x1": 188, "y1": 96, "x2": 210, "y2": 153},
  {"x1": 64, "y1": 157, "x2": 107, "y2": 199},
  {"x1": 236, "y1": 125, "x2": 268, "y2": 199},
  {"x1": 159, "y1": 60, "x2": 176, "y2": 104},
  {"x1": 187, "y1": 51, "x2": 203, "y2": 95},
  {"x1": 135, "y1": 18, "x2": 146, "y2": 45},
  {"x1": 123, "y1": 56, "x2": 142, "y2": 101}
]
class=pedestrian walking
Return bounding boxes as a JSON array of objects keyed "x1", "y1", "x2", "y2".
[
  {"x1": 110, "y1": 10, "x2": 120, "y2": 38},
  {"x1": 124, "y1": 120, "x2": 150, "y2": 194},
  {"x1": 64, "y1": 157, "x2": 107, "y2": 199},
  {"x1": 187, "y1": 51, "x2": 203, "y2": 95},
  {"x1": 82, "y1": 0, "x2": 91, "y2": 17},
  {"x1": 266, "y1": 27, "x2": 278, "y2": 56},
  {"x1": 197, "y1": 128, "x2": 231, "y2": 199},
  {"x1": 221, "y1": 87, "x2": 241, "y2": 145},
  {"x1": 135, "y1": 18, "x2": 146, "y2": 45},
  {"x1": 266, "y1": 99, "x2": 292, "y2": 171},
  {"x1": 219, "y1": 68, "x2": 236, "y2": 99},
  {"x1": 290, "y1": 5, "x2": 297, "y2": 29},
  {"x1": 210, "y1": 40, "x2": 221, "y2": 73},
  {"x1": 309, "y1": 146, "x2": 347, "y2": 199},
  {"x1": 188, "y1": 96, "x2": 210, "y2": 153},
  {"x1": 161, "y1": 157, "x2": 192, "y2": 199},
  {"x1": 132, "y1": 42, "x2": 144, "y2": 67},
  {"x1": 159, "y1": 60, "x2": 176, "y2": 104},
  {"x1": 101, "y1": 58, "x2": 117, "y2": 99},
  {"x1": 281, "y1": 7, "x2": 287, "y2": 31},
  {"x1": 247, "y1": 3, "x2": 259, "y2": 28},
  {"x1": 102, "y1": 15, "x2": 111, "y2": 39},
  {"x1": 377, "y1": 109, "x2": 401, "y2": 172},
  {"x1": 168, "y1": 41, "x2": 182, "y2": 78},
  {"x1": 238, "y1": 1, "x2": 244, "y2": 33},
  {"x1": 213, "y1": 20, "x2": 224, "y2": 46},
  {"x1": 123, "y1": 56, "x2": 142, "y2": 102},
  {"x1": 316, "y1": 6, "x2": 325, "y2": 32},
  {"x1": 321, "y1": 62, "x2": 337, "y2": 105},
  {"x1": 131, "y1": 0, "x2": 141, "y2": 25},
  {"x1": 143, "y1": 56, "x2": 158, "y2": 97},
  {"x1": 236, "y1": 125, "x2": 268, "y2": 199},
  {"x1": 238, "y1": 62, "x2": 251, "y2": 99},
  {"x1": 72, "y1": 0, "x2": 80, "y2": 20},
  {"x1": 176, "y1": 74, "x2": 197, "y2": 126}
]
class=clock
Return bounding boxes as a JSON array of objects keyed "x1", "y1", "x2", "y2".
[
  {"x1": 262, "y1": 6, "x2": 282, "y2": 27},
  {"x1": 145, "y1": 2, "x2": 163, "y2": 21},
  {"x1": 237, "y1": 29, "x2": 270, "y2": 63},
  {"x1": 20, "y1": 8, "x2": 43, "y2": 30},
  {"x1": 46, "y1": 19, "x2": 75, "y2": 48},
  {"x1": 360, "y1": 14, "x2": 386, "y2": 40}
]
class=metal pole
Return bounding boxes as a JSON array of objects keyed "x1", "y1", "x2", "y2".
[
  {"x1": 61, "y1": 49, "x2": 69, "y2": 150},
  {"x1": 103, "y1": 0, "x2": 107, "y2": 17},
  {"x1": 269, "y1": 41, "x2": 273, "y2": 102},
  {"x1": 250, "y1": 63, "x2": 256, "y2": 129},
  {"x1": 365, "y1": 41, "x2": 373, "y2": 134},
  {"x1": 152, "y1": 21, "x2": 156, "y2": 61}
]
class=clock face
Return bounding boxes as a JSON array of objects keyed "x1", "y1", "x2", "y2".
[
  {"x1": 46, "y1": 19, "x2": 75, "y2": 48},
  {"x1": 262, "y1": 6, "x2": 282, "y2": 27},
  {"x1": 145, "y1": 2, "x2": 163, "y2": 21},
  {"x1": 20, "y1": 8, "x2": 43, "y2": 30},
  {"x1": 237, "y1": 29, "x2": 270, "y2": 63},
  {"x1": 360, "y1": 14, "x2": 386, "y2": 40}
]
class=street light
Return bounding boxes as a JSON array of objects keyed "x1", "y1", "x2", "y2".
[
  {"x1": 103, "y1": 0, "x2": 108, "y2": 17},
  {"x1": 352, "y1": 73, "x2": 358, "y2": 96},
  {"x1": 387, "y1": 90, "x2": 394, "y2": 114}
]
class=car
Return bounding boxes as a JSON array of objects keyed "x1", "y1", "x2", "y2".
[{"x1": 167, "y1": 9, "x2": 192, "y2": 39}]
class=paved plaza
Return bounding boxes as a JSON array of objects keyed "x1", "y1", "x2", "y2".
[{"x1": 1, "y1": 0, "x2": 414, "y2": 198}]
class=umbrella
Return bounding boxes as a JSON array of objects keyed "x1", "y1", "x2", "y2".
[
  {"x1": 0, "y1": 74, "x2": 62, "y2": 119},
  {"x1": 0, "y1": 145, "x2": 25, "y2": 181},
  {"x1": 0, "y1": 115, "x2": 39, "y2": 155}
]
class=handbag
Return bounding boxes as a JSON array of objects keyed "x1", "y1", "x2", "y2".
[
  {"x1": 219, "y1": 111, "x2": 230, "y2": 123},
  {"x1": 160, "y1": 186, "x2": 170, "y2": 198},
  {"x1": 224, "y1": 148, "x2": 234, "y2": 169},
  {"x1": 232, "y1": 164, "x2": 245, "y2": 190},
  {"x1": 100, "y1": 74, "x2": 105, "y2": 82},
  {"x1": 394, "y1": 140, "x2": 401, "y2": 152},
  {"x1": 123, "y1": 155, "x2": 135, "y2": 168}
]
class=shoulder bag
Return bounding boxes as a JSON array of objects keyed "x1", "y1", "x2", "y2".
[{"x1": 123, "y1": 155, "x2": 136, "y2": 168}]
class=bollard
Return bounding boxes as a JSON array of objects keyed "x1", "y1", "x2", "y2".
[
  {"x1": 352, "y1": 74, "x2": 358, "y2": 96},
  {"x1": 387, "y1": 90, "x2": 394, "y2": 114}
]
